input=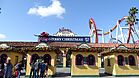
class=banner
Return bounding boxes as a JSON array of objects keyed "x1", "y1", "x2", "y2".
[{"x1": 39, "y1": 36, "x2": 90, "y2": 43}]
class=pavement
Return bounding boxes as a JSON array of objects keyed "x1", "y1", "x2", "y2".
[{"x1": 20, "y1": 68, "x2": 139, "y2": 78}]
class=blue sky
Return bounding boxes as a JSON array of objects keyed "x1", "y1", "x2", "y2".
[{"x1": 0, "y1": 0, "x2": 139, "y2": 42}]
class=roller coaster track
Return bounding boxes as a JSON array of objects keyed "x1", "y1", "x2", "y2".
[
  {"x1": 103, "y1": 16, "x2": 127, "y2": 35},
  {"x1": 89, "y1": 16, "x2": 138, "y2": 43},
  {"x1": 89, "y1": 18, "x2": 98, "y2": 43}
]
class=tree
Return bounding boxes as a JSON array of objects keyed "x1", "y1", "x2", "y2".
[
  {"x1": 0, "y1": 8, "x2": 1, "y2": 14},
  {"x1": 126, "y1": 7, "x2": 138, "y2": 43}
]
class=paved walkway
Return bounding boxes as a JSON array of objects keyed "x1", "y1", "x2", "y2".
[{"x1": 20, "y1": 68, "x2": 139, "y2": 78}]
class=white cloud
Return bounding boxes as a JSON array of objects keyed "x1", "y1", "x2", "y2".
[
  {"x1": 0, "y1": 34, "x2": 6, "y2": 39},
  {"x1": 28, "y1": 0, "x2": 66, "y2": 18}
]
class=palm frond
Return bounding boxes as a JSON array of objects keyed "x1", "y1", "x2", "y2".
[{"x1": 126, "y1": 7, "x2": 138, "y2": 26}]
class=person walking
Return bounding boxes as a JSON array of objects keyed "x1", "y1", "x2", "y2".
[
  {"x1": 5, "y1": 60, "x2": 13, "y2": 78},
  {"x1": 0, "y1": 59, "x2": 4, "y2": 78},
  {"x1": 29, "y1": 62, "x2": 35, "y2": 78},
  {"x1": 4, "y1": 62, "x2": 7, "y2": 78},
  {"x1": 33, "y1": 60, "x2": 39, "y2": 78},
  {"x1": 40, "y1": 60, "x2": 46, "y2": 78},
  {"x1": 15, "y1": 62, "x2": 22, "y2": 78},
  {"x1": 45, "y1": 63, "x2": 48, "y2": 78}
]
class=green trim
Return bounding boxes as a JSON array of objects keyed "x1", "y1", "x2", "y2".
[
  {"x1": 56, "y1": 64, "x2": 63, "y2": 68},
  {"x1": 25, "y1": 75, "x2": 54, "y2": 78},
  {"x1": 71, "y1": 75, "x2": 99, "y2": 77},
  {"x1": 25, "y1": 75, "x2": 29, "y2": 77},
  {"x1": 113, "y1": 74, "x2": 139, "y2": 77},
  {"x1": 56, "y1": 66, "x2": 63, "y2": 68},
  {"x1": 48, "y1": 75, "x2": 55, "y2": 78}
]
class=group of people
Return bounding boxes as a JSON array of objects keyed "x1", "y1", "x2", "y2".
[
  {"x1": 29, "y1": 60, "x2": 48, "y2": 78},
  {"x1": 0, "y1": 58, "x2": 48, "y2": 78},
  {"x1": 0, "y1": 58, "x2": 22, "y2": 78}
]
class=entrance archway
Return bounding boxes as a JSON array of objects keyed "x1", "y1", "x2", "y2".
[
  {"x1": 55, "y1": 50, "x2": 71, "y2": 77},
  {"x1": 56, "y1": 53, "x2": 63, "y2": 67},
  {"x1": 66, "y1": 50, "x2": 71, "y2": 67},
  {"x1": 43, "y1": 54, "x2": 51, "y2": 65},
  {"x1": 30, "y1": 54, "x2": 39, "y2": 63}
]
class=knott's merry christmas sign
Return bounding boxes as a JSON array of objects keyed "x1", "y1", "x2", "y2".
[
  {"x1": 36, "y1": 32, "x2": 90, "y2": 43},
  {"x1": 38, "y1": 36, "x2": 90, "y2": 43}
]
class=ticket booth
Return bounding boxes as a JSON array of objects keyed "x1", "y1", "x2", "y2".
[
  {"x1": 0, "y1": 52, "x2": 24, "y2": 65},
  {"x1": 102, "y1": 44, "x2": 139, "y2": 77},
  {"x1": 70, "y1": 44, "x2": 99, "y2": 77},
  {"x1": 0, "y1": 44, "x2": 24, "y2": 65},
  {"x1": 25, "y1": 43, "x2": 59, "y2": 77}
]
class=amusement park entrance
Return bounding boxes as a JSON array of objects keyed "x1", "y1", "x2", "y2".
[
  {"x1": 56, "y1": 50, "x2": 71, "y2": 68},
  {"x1": 37, "y1": 33, "x2": 91, "y2": 77},
  {"x1": 55, "y1": 49, "x2": 71, "y2": 77}
]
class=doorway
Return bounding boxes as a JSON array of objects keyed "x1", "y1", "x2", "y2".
[{"x1": 1, "y1": 54, "x2": 8, "y2": 64}]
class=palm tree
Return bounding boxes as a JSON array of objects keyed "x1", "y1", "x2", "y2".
[
  {"x1": 0, "y1": 8, "x2": 1, "y2": 14},
  {"x1": 126, "y1": 7, "x2": 138, "y2": 43}
]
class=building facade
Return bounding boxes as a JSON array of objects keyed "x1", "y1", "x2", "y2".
[{"x1": 0, "y1": 28, "x2": 139, "y2": 77}]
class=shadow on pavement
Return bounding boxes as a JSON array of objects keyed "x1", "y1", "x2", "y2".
[
  {"x1": 54, "y1": 72, "x2": 71, "y2": 77},
  {"x1": 100, "y1": 73, "x2": 112, "y2": 77}
]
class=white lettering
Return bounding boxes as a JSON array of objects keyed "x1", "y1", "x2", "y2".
[{"x1": 40, "y1": 37, "x2": 90, "y2": 42}]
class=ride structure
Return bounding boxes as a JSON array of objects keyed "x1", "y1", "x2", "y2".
[
  {"x1": 89, "y1": 16, "x2": 139, "y2": 43},
  {"x1": 89, "y1": 18, "x2": 104, "y2": 43}
]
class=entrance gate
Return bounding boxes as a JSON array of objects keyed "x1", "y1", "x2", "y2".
[{"x1": 55, "y1": 49, "x2": 71, "y2": 77}]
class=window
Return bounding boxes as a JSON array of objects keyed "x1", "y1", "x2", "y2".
[
  {"x1": 107, "y1": 58, "x2": 111, "y2": 66},
  {"x1": 43, "y1": 54, "x2": 51, "y2": 65},
  {"x1": 117, "y1": 55, "x2": 124, "y2": 66},
  {"x1": 128, "y1": 55, "x2": 136, "y2": 66},
  {"x1": 87, "y1": 54, "x2": 95, "y2": 65},
  {"x1": 75, "y1": 54, "x2": 83, "y2": 65}
]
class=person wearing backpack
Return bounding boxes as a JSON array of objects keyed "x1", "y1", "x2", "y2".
[
  {"x1": 15, "y1": 62, "x2": 22, "y2": 78},
  {"x1": 40, "y1": 60, "x2": 46, "y2": 78},
  {"x1": 5, "y1": 60, "x2": 13, "y2": 78},
  {"x1": 33, "y1": 60, "x2": 39, "y2": 78}
]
